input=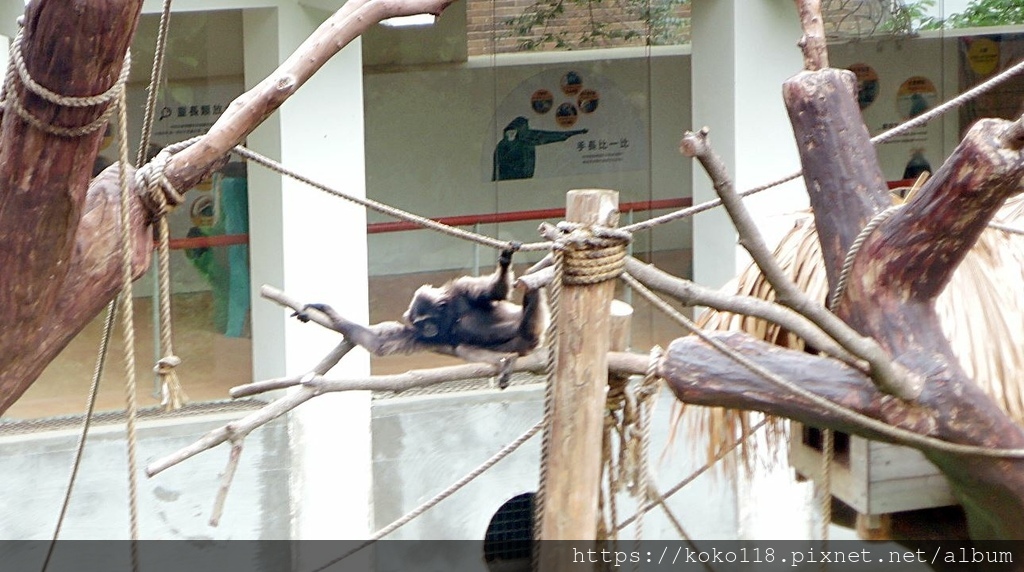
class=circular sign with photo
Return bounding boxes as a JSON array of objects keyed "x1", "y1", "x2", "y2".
[
  {"x1": 896, "y1": 76, "x2": 937, "y2": 120},
  {"x1": 531, "y1": 89, "x2": 554, "y2": 114},
  {"x1": 847, "y1": 63, "x2": 879, "y2": 110},
  {"x1": 577, "y1": 88, "x2": 600, "y2": 113},
  {"x1": 560, "y1": 71, "x2": 583, "y2": 96},
  {"x1": 554, "y1": 102, "x2": 579, "y2": 127}
]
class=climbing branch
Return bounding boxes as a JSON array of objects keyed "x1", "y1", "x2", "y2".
[
  {"x1": 623, "y1": 257, "x2": 861, "y2": 367},
  {"x1": 654, "y1": 332, "x2": 929, "y2": 441},
  {"x1": 524, "y1": 255, "x2": 861, "y2": 367},
  {"x1": 860, "y1": 116, "x2": 1024, "y2": 302},
  {"x1": 148, "y1": 351, "x2": 546, "y2": 476},
  {"x1": 0, "y1": 0, "x2": 149, "y2": 414},
  {"x1": 145, "y1": 339, "x2": 351, "y2": 477},
  {"x1": 0, "y1": 0, "x2": 459, "y2": 414},
  {"x1": 146, "y1": 287, "x2": 547, "y2": 479}
]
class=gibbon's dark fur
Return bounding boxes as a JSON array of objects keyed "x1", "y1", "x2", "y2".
[{"x1": 296, "y1": 249, "x2": 547, "y2": 359}]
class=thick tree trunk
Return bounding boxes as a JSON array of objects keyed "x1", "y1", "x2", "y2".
[
  {"x1": 658, "y1": 65, "x2": 1024, "y2": 540},
  {"x1": 0, "y1": 0, "x2": 151, "y2": 413},
  {"x1": 0, "y1": 0, "x2": 458, "y2": 414}
]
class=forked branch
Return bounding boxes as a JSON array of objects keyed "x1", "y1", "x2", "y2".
[
  {"x1": 680, "y1": 128, "x2": 922, "y2": 400},
  {"x1": 146, "y1": 287, "x2": 546, "y2": 480}
]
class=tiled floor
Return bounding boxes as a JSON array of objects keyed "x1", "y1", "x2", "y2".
[{"x1": 4, "y1": 249, "x2": 691, "y2": 420}]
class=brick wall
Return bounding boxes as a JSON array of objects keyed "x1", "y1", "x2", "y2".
[{"x1": 466, "y1": 0, "x2": 691, "y2": 55}]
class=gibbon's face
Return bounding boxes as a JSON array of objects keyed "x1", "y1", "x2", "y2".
[{"x1": 403, "y1": 285, "x2": 445, "y2": 339}]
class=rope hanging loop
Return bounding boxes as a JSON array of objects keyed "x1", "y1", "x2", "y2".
[{"x1": 549, "y1": 221, "x2": 631, "y2": 285}]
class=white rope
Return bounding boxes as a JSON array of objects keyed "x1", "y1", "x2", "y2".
[
  {"x1": 625, "y1": 57, "x2": 1024, "y2": 235},
  {"x1": 136, "y1": 0, "x2": 174, "y2": 166},
  {"x1": 115, "y1": 80, "x2": 142, "y2": 572},
  {"x1": 871, "y1": 58, "x2": 1024, "y2": 145},
  {"x1": 309, "y1": 420, "x2": 543, "y2": 572},
  {"x1": 229, "y1": 144, "x2": 550, "y2": 253},
  {"x1": 828, "y1": 204, "x2": 903, "y2": 311}
]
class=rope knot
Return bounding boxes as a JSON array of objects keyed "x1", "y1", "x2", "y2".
[
  {"x1": 546, "y1": 222, "x2": 631, "y2": 285},
  {"x1": 135, "y1": 147, "x2": 185, "y2": 217},
  {"x1": 154, "y1": 354, "x2": 188, "y2": 412},
  {"x1": 153, "y1": 355, "x2": 182, "y2": 374}
]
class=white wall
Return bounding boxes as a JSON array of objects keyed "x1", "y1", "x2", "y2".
[{"x1": 363, "y1": 48, "x2": 693, "y2": 276}]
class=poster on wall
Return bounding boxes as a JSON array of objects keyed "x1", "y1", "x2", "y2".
[
  {"x1": 959, "y1": 34, "x2": 1024, "y2": 137},
  {"x1": 483, "y1": 69, "x2": 648, "y2": 182},
  {"x1": 118, "y1": 79, "x2": 249, "y2": 336}
]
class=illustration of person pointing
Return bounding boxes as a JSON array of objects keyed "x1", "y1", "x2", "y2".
[{"x1": 492, "y1": 116, "x2": 587, "y2": 181}]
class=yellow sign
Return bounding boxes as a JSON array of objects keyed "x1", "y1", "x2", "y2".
[{"x1": 967, "y1": 38, "x2": 1000, "y2": 76}]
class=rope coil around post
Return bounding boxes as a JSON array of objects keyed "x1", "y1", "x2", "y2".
[
  {"x1": 547, "y1": 222, "x2": 631, "y2": 285},
  {"x1": 0, "y1": 29, "x2": 130, "y2": 137}
]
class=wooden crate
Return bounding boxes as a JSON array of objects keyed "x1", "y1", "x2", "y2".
[{"x1": 788, "y1": 421, "x2": 957, "y2": 538}]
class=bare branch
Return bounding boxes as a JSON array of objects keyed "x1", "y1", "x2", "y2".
[
  {"x1": 209, "y1": 442, "x2": 243, "y2": 527},
  {"x1": 794, "y1": 0, "x2": 828, "y2": 71},
  {"x1": 238, "y1": 352, "x2": 547, "y2": 398},
  {"x1": 162, "y1": 0, "x2": 457, "y2": 193},
  {"x1": 865, "y1": 116, "x2": 1024, "y2": 301},
  {"x1": 680, "y1": 128, "x2": 922, "y2": 400},
  {"x1": 659, "y1": 332, "x2": 904, "y2": 439},
  {"x1": 517, "y1": 267, "x2": 553, "y2": 291},
  {"x1": 148, "y1": 352, "x2": 546, "y2": 477},
  {"x1": 147, "y1": 316, "x2": 351, "y2": 477},
  {"x1": 623, "y1": 257, "x2": 862, "y2": 367}
]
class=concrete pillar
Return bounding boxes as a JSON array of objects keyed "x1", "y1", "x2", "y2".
[
  {"x1": 690, "y1": 0, "x2": 815, "y2": 539},
  {"x1": 243, "y1": 3, "x2": 371, "y2": 541},
  {"x1": 690, "y1": 0, "x2": 807, "y2": 288}
]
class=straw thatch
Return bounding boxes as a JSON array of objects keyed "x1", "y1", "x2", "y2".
[{"x1": 688, "y1": 195, "x2": 1024, "y2": 466}]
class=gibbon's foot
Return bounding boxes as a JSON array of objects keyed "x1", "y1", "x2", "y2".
[
  {"x1": 497, "y1": 355, "x2": 516, "y2": 390},
  {"x1": 291, "y1": 302, "x2": 331, "y2": 323}
]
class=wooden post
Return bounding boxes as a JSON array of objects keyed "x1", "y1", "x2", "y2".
[{"x1": 538, "y1": 189, "x2": 620, "y2": 557}]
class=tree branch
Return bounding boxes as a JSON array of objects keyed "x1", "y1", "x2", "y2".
[
  {"x1": 623, "y1": 257, "x2": 862, "y2": 367},
  {"x1": 782, "y1": 68, "x2": 891, "y2": 287},
  {"x1": 863, "y1": 116, "x2": 1024, "y2": 302},
  {"x1": 680, "y1": 128, "x2": 922, "y2": 400},
  {"x1": 148, "y1": 350, "x2": 546, "y2": 477},
  {"x1": 794, "y1": 0, "x2": 828, "y2": 71},
  {"x1": 0, "y1": 0, "x2": 148, "y2": 413},
  {"x1": 161, "y1": 0, "x2": 457, "y2": 194},
  {"x1": 149, "y1": 283, "x2": 547, "y2": 477}
]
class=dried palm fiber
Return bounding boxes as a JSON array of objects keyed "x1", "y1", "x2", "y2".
[{"x1": 679, "y1": 194, "x2": 1024, "y2": 472}]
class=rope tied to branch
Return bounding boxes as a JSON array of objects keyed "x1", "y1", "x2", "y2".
[
  {"x1": 545, "y1": 221, "x2": 631, "y2": 285},
  {"x1": 134, "y1": 140, "x2": 197, "y2": 411},
  {"x1": 135, "y1": 137, "x2": 200, "y2": 216},
  {"x1": 0, "y1": 28, "x2": 130, "y2": 137}
]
